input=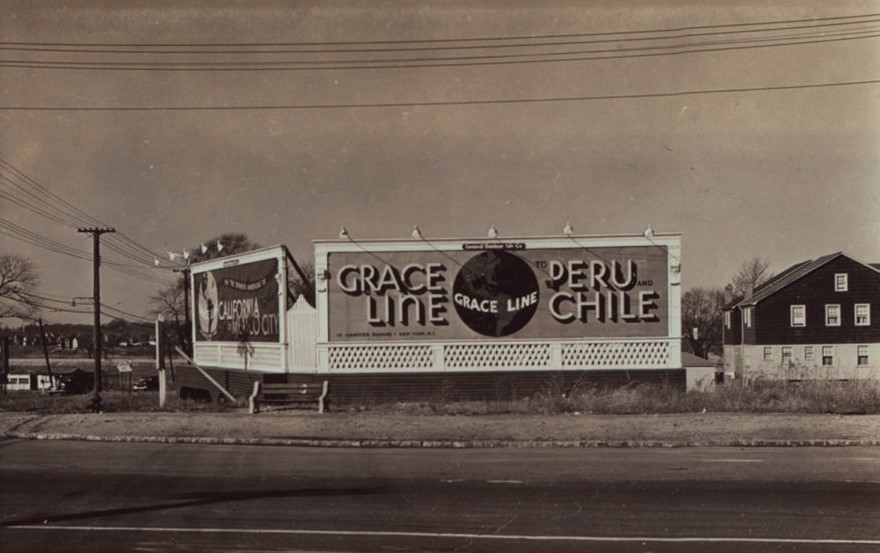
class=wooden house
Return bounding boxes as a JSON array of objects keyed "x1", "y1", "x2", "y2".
[{"x1": 722, "y1": 252, "x2": 880, "y2": 381}]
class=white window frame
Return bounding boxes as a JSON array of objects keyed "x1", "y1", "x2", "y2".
[
  {"x1": 804, "y1": 345, "x2": 814, "y2": 362},
  {"x1": 855, "y1": 303, "x2": 871, "y2": 326},
  {"x1": 724, "y1": 311, "x2": 731, "y2": 329},
  {"x1": 743, "y1": 307, "x2": 752, "y2": 328},
  {"x1": 781, "y1": 346, "x2": 792, "y2": 365},
  {"x1": 763, "y1": 346, "x2": 772, "y2": 361},
  {"x1": 825, "y1": 304, "x2": 841, "y2": 327},
  {"x1": 857, "y1": 345, "x2": 869, "y2": 366},
  {"x1": 790, "y1": 305, "x2": 805, "y2": 327},
  {"x1": 822, "y1": 345, "x2": 834, "y2": 367},
  {"x1": 834, "y1": 273, "x2": 848, "y2": 292}
]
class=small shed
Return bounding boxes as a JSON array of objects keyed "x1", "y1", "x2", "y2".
[
  {"x1": 682, "y1": 352, "x2": 717, "y2": 391},
  {"x1": 56, "y1": 368, "x2": 94, "y2": 395}
]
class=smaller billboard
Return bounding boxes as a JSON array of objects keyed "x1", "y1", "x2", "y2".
[{"x1": 193, "y1": 255, "x2": 281, "y2": 343}]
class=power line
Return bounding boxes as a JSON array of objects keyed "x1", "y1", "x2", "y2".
[
  {"x1": 100, "y1": 304, "x2": 153, "y2": 323},
  {"x1": 0, "y1": 297, "x2": 93, "y2": 316},
  {"x1": 0, "y1": 189, "x2": 83, "y2": 228},
  {"x1": 0, "y1": 157, "x2": 172, "y2": 264},
  {"x1": 3, "y1": 17, "x2": 879, "y2": 55},
  {"x1": 0, "y1": 207, "x2": 166, "y2": 272},
  {"x1": 1, "y1": 78, "x2": 876, "y2": 112},
  {"x1": 0, "y1": 224, "x2": 91, "y2": 261},
  {"x1": 0, "y1": 158, "x2": 180, "y2": 268},
  {"x1": 0, "y1": 164, "x2": 102, "y2": 227},
  {"x1": 0, "y1": 224, "x2": 174, "y2": 286},
  {"x1": 21, "y1": 291, "x2": 154, "y2": 321},
  {"x1": 0, "y1": 159, "x2": 169, "y2": 265},
  {"x1": 4, "y1": 294, "x2": 152, "y2": 322},
  {"x1": 2, "y1": 30, "x2": 877, "y2": 72},
  {"x1": 3, "y1": 10, "x2": 879, "y2": 47}
]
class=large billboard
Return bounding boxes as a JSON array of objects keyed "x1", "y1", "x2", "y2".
[
  {"x1": 193, "y1": 257, "x2": 281, "y2": 343},
  {"x1": 326, "y1": 245, "x2": 669, "y2": 342}
]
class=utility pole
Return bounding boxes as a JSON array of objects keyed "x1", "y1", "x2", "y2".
[
  {"x1": 172, "y1": 266, "x2": 192, "y2": 355},
  {"x1": 37, "y1": 318, "x2": 53, "y2": 385},
  {"x1": 78, "y1": 227, "x2": 115, "y2": 412},
  {"x1": 1, "y1": 336, "x2": 9, "y2": 395}
]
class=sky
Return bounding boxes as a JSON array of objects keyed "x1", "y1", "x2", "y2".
[{"x1": 1, "y1": 0, "x2": 878, "y2": 325}]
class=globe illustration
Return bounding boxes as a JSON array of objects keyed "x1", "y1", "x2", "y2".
[
  {"x1": 453, "y1": 250, "x2": 539, "y2": 337},
  {"x1": 197, "y1": 272, "x2": 219, "y2": 338}
]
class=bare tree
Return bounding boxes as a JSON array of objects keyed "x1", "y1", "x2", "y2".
[
  {"x1": 0, "y1": 254, "x2": 39, "y2": 321},
  {"x1": 730, "y1": 257, "x2": 773, "y2": 297},
  {"x1": 149, "y1": 281, "x2": 185, "y2": 321},
  {"x1": 681, "y1": 287, "x2": 726, "y2": 358}
]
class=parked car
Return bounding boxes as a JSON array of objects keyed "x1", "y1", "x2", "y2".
[{"x1": 133, "y1": 375, "x2": 159, "y2": 391}]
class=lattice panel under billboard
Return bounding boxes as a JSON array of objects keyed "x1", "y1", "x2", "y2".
[
  {"x1": 561, "y1": 341, "x2": 671, "y2": 368},
  {"x1": 444, "y1": 343, "x2": 551, "y2": 369},
  {"x1": 329, "y1": 345, "x2": 434, "y2": 370}
]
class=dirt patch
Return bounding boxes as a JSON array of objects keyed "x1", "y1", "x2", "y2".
[{"x1": 1, "y1": 411, "x2": 878, "y2": 445}]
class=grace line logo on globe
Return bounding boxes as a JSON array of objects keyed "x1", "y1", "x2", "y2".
[{"x1": 452, "y1": 250, "x2": 540, "y2": 337}]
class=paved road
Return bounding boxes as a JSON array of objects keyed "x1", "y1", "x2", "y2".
[{"x1": 1, "y1": 440, "x2": 879, "y2": 552}]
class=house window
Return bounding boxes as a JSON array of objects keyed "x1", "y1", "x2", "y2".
[
  {"x1": 763, "y1": 346, "x2": 773, "y2": 361},
  {"x1": 781, "y1": 346, "x2": 792, "y2": 365},
  {"x1": 855, "y1": 304, "x2": 871, "y2": 326},
  {"x1": 822, "y1": 346, "x2": 834, "y2": 366},
  {"x1": 858, "y1": 345, "x2": 869, "y2": 366},
  {"x1": 790, "y1": 305, "x2": 805, "y2": 327},
  {"x1": 835, "y1": 273, "x2": 848, "y2": 292},
  {"x1": 743, "y1": 307, "x2": 752, "y2": 328},
  {"x1": 804, "y1": 345, "x2": 814, "y2": 362},
  {"x1": 825, "y1": 304, "x2": 841, "y2": 327}
]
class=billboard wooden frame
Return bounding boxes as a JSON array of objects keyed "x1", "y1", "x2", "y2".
[
  {"x1": 189, "y1": 245, "x2": 290, "y2": 372},
  {"x1": 313, "y1": 233, "x2": 682, "y2": 374}
]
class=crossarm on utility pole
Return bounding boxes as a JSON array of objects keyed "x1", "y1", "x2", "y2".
[{"x1": 174, "y1": 346, "x2": 237, "y2": 404}]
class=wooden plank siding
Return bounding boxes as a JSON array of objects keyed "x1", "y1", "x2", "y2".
[
  {"x1": 323, "y1": 370, "x2": 685, "y2": 404},
  {"x1": 752, "y1": 256, "x2": 880, "y2": 345},
  {"x1": 722, "y1": 308, "x2": 741, "y2": 345},
  {"x1": 172, "y1": 365, "x2": 685, "y2": 405}
]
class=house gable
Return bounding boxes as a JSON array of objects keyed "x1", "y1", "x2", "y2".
[{"x1": 753, "y1": 255, "x2": 880, "y2": 345}]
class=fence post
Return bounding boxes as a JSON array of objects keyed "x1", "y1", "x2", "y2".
[
  {"x1": 1, "y1": 336, "x2": 9, "y2": 395},
  {"x1": 156, "y1": 317, "x2": 167, "y2": 408},
  {"x1": 38, "y1": 318, "x2": 54, "y2": 386}
]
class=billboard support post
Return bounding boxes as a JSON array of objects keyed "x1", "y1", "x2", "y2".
[
  {"x1": 175, "y1": 346, "x2": 236, "y2": 403},
  {"x1": 156, "y1": 316, "x2": 166, "y2": 408}
]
